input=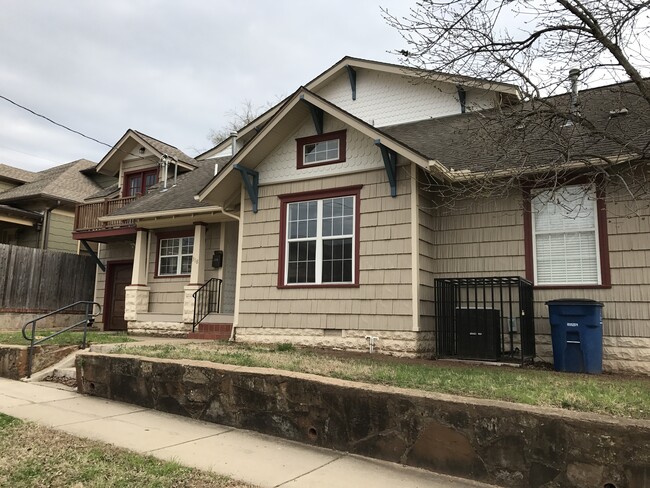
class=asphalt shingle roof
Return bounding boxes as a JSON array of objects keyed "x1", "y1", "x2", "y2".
[
  {"x1": 0, "y1": 159, "x2": 103, "y2": 204},
  {"x1": 134, "y1": 130, "x2": 198, "y2": 167},
  {"x1": 0, "y1": 164, "x2": 37, "y2": 183},
  {"x1": 382, "y1": 81, "x2": 650, "y2": 174},
  {"x1": 107, "y1": 157, "x2": 230, "y2": 217}
]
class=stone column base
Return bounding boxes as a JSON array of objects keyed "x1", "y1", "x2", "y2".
[
  {"x1": 124, "y1": 285, "x2": 150, "y2": 321},
  {"x1": 183, "y1": 285, "x2": 201, "y2": 324}
]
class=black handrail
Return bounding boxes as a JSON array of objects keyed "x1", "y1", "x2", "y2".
[
  {"x1": 192, "y1": 278, "x2": 222, "y2": 331},
  {"x1": 21, "y1": 301, "x2": 101, "y2": 378}
]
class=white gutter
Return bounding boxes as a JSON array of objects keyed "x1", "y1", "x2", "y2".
[{"x1": 98, "y1": 205, "x2": 225, "y2": 222}]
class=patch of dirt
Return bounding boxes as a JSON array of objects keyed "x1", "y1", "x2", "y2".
[{"x1": 43, "y1": 374, "x2": 77, "y2": 389}]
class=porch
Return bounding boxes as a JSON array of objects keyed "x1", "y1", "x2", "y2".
[{"x1": 118, "y1": 221, "x2": 238, "y2": 338}]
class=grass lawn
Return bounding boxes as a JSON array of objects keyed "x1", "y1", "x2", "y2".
[
  {"x1": 110, "y1": 342, "x2": 650, "y2": 420},
  {"x1": 0, "y1": 330, "x2": 134, "y2": 346},
  {"x1": 0, "y1": 413, "x2": 253, "y2": 488}
]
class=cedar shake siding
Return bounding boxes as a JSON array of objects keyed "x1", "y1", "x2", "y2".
[
  {"x1": 148, "y1": 224, "x2": 222, "y2": 314},
  {"x1": 237, "y1": 167, "x2": 414, "y2": 333},
  {"x1": 426, "y1": 187, "x2": 650, "y2": 373}
]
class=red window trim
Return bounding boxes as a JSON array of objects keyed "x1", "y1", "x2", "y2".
[
  {"x1": 122, "y1": 168, "x2": 158, "y2": 197},
  {"x1": 523, "y1": 182, "x2": 611, "y2": 289},
  {"x1": 277, "y1": 185, "x2": 362, "y2": 289},
  {"x1": 153, "y1": 229, "x2": 194, "y2": 279},
  {"x1": 296, "y1": 130, "x2": 347, "y2": 169}
]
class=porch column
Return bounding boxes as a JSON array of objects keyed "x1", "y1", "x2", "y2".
[
  {"x1": 125, "y1": 229, "x2": 150, "y2": 321},
  {"x1": 183, "y1": 223, "x2": 207, "y2": 324},
  {"x1": 132, "y1": 229, "x2": 148, "y2": 285},
  {"x1": 190, "y1": 223, "x2": 206, "y2": 285}
]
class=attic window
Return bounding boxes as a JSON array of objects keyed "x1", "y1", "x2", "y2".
[
  {"x1": 123, "y1": 169, "x2": 157, "y2": 197},
  {"x1": 296, "y1": 130, "x2": 346, "y2": 169}
]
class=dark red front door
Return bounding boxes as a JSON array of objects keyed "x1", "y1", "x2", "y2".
[{"x1": 105, "y1": 262, "x2": 133, "y2": 331}]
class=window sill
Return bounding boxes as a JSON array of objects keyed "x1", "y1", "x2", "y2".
[
  {"x1": 154, "y1": 274, "x2": 191, "y2": 280},
  {"x1": 533, "y1": 284, "x2": 612, "y2": 290},
  {"x1": 277, "y1": 283, "x2": 359, "y2": 289}
]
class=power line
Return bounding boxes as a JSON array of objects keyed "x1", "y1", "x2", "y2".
[
  {"x1": 0, "y1": 94, "x2": 112, "y2": 148},
  {"x1": 0, "y1": 93, "x2": 194, "y2": 168}
]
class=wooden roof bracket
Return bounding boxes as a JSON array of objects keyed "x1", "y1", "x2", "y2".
[
  {"x1": 345, "y1": 65, "x2": 357, "y2": 101},
  {"x1": 80, "y1": 239, "x2": 105, "y2": 272},
  {"x1": 299, "y1": 95, "x2": 324, "y2": 135},
  {"x1": 456, "y1": 85, "x2": 466, "y2": 113},
  {"x1": 374, "y1": 139, "x2": 397, "y2": 198},
  {"x1": 233, "y1": 164, "x2": 259, "y2": 213}
]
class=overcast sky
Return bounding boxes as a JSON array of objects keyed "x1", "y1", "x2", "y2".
[{"x1": 0, "y1": 1, "x2": 410, "y2": 171}]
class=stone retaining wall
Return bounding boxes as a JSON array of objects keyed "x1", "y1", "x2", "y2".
[
  {"x1": 0, "y1": 344, "x2": 78, "y2": 379},
  {"x1": 76, "y1": 352, "x2": 650, "y2": 488}
]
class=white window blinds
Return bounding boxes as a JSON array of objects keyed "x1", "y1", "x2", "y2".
[{"x1": 532, "y1": 185, "x2": 600, "y2": 285}]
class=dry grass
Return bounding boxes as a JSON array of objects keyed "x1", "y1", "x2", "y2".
[
  {"x1": 110, "y1": 342, "x2": 650, "y2": 420},
  {"x1": 0, "y1": 413, "x2": 254, "y2": 488},
  {"x1": 0, "y1": 330, "x2": 134, "y2": 346}
]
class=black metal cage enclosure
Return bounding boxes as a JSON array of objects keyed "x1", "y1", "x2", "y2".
[{"x1": 435, "y1": 276, "x2": 535, "y2": 363}]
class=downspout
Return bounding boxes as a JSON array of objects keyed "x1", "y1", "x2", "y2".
[{"x1": 40, "y1": 201, "x2": 61, "y2": 249}]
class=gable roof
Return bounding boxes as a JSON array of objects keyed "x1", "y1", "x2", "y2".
[
  {"x1": 0, "y1": 164, "x2": 37, "y2": 184},
  {"x1": 96, "y1": 129, "x2": 198, "y2": 175},
  {"x1": 305, "y1": 56, "x2": 521, "y2": 98},
  {"x1": 197, "y1": 56, "x2": 522, "y2": 161},
  {"x1": 104, "y1": 157, "x2": 229, "y2": 220},
  {"x1": 0, "y1": 159, "x2": 102, "y2": 204},
  {"x1": 196, "y1": 87, "x2": 439, "y2": 206}
]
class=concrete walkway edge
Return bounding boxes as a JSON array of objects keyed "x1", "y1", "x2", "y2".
[{"x1": 0, "y1": 377, "x2": 500, "y2": 488}]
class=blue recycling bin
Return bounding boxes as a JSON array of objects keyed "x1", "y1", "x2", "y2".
[{"x1": 546, "y1": 299, "x2": 604, "y2": 374}]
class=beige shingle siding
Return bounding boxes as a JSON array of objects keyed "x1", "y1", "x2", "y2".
[
  {"x1": 418, "y1": 171, "x2": 436, "y2": 331},
  {"x1": 147, "y1": 224, "x2": 222, "y2": 314},
  {"x1": 46, "y1": 211, "x2": 77, "y2": 253},
  {"x1": 238, "y1": 167, "x2": 414, "y2": 332},
  {"x1": 427, "y1": 189, "x2": 650, "y2": 342}
]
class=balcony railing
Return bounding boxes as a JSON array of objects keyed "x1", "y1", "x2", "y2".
[{"x1": 74, "y1": 197, "x2": 137, "y2": 233}]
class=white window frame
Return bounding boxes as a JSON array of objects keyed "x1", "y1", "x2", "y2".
[
  {"x1": 158, "y1": 236, "x2": 194, "y2": 276},
  {"x1": 302, "y1": 138, "x2": 340, "y2": 165},
  {"x1": 531, "y1": 185, "x2": 601, "y2": 285},
  {"x1": 284, "y1": 195, "x2": 356, "y2": 285}
]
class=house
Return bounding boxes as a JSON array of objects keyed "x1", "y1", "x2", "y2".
[
  {"x1": 75, "y1": 57, "x2": 650, "y2": 374},
  {"x1": 0, "y1": 159, "x2": 114, "y2": 253}
]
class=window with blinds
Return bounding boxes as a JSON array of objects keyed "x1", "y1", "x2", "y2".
[{"x1": 532, "y1": 185, "x2": 600, "y2": 285}]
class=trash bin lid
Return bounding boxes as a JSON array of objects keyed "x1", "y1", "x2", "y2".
[{"x1": 545, "y1": 298, "x2": 604, "y2": 307}]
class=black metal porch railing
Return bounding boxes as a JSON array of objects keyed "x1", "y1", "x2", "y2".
[
  {"x1": 434, "y1": 276, "x2": 535, "y2": 364},
  {"x1": 192, "y1": 278, "x2": 222, "y2": 331},
  {"x1": 21, "y1": 301, "x2": 101, "y2": 378}
]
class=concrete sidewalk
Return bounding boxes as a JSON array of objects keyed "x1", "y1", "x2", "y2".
[{"x1": 0, "y1": 378, "x2": 498, "y2": 488}]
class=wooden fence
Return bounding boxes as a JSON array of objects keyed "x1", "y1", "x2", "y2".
[{"x1": 0, "y1": 244, "x2": 96, "y2": 312}]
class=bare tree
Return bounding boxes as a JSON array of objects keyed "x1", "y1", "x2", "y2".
[
  {"x1": 383, "y1": 0, "x2": 650, "y2": 212},
  {"x1": 208, "y1": 99, "x2": 262, "y2": 146}
]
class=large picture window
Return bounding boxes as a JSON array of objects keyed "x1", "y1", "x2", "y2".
[
  {"x1": 296, "y1": 130, "x2": 346, "y2": 169},
  {"x1": 529, "y1": 185, "x2": 607, "y2": 286},
  {"x1": 157, "y1": 235, "x2": 193, "y2": 276},
  {"x1": 278, "y1": 186, "x2": 361, "y2": 287}
]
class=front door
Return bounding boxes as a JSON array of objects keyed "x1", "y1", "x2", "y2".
[{"x1": 105, "y1": 262, "x2": 133, "y2": 331}]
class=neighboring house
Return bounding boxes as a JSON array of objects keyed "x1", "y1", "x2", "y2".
[
  {"x1": 0, "y1": 159, "x2": 114, "y2": 253},
  {"x1": 75, "y1": 57, "x2": 650, "y2": 374}
]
